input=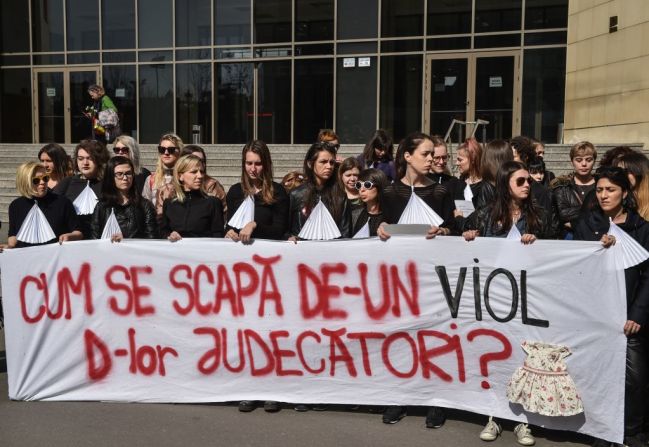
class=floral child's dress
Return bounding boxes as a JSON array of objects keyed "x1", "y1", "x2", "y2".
[{"x1": 506, "y1": 341, "x2": 584, "y2": 416}]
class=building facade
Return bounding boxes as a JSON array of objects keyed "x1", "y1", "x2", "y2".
[{"x1": 0, "y1": 0, "x2": 567, "y2": 145}]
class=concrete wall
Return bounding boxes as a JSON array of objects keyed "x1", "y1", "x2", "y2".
[{"x1": 564, "y1": 0, "x2": 649, "y2": 147}]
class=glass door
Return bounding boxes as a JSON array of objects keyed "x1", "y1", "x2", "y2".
[
  {"x1": 474, "y1": 54, "x2": 518, "y2": 141},
  {"x1": 33, "y1": 67, "x2": 100, "y2": 143},
  {"x1": 425, "y1": 57, "x2": 469, "y2": 139}
]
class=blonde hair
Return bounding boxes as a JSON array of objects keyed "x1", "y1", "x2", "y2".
[
  {"x1": 113, "y1": 135, "x2": 143, "y2": 174},
  {"x1": 636, "y1": 175, "x2": 649, "y2": 221},
  {"x1": 172, "y1": 154, "x2": 205, "y2": 203},
  {"x1": 16, "y1": 162, "x2": 46, "y2": 198},
  {"x1": 154, "y1": 133, "x2": 184, "y2": 188}
]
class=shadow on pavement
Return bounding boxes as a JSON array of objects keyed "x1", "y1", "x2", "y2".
[{"x1": 0, "y1": 350, "x2": 6, "y2": 373}]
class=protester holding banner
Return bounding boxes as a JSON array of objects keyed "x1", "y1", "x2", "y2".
[
  {"x1": 378, "y1": 132, "x2": 457, "y2": 242},
  {"x1": 160, "y1": 154, "x2": 224, "y2": 241},
  {"x1": 38, "y1": 143, "x2": 73, "y2": 190},
  {"x1": 8, "y1": 162, "x2": 82, "y2": 248},
  {"x1": 338, "y1": 157, "x2": 362, "y2": 208},
  {"x1": 356, "y1": 129, "x2": 396, "y2": 182},
  {"x1": 142, "y1": 133, "x2": 183, "y2": 218},
  {"x1": 112, "y1": 135, "x2": 150, "y2": 195},
  {"x1": 53, "y1": 139, "x2": 110, "y2": 238},
  {"x1": 287, "y1": 141, "x2": 351, "y2": 240},
  {"x1": 181, "y1": 145, "x2": 227, "y2": 219},
  {"x1": 225, "y1": 140, "x2": 288, "y2": 244},
  {"x1": 573, "y1": 166, "x2": 649, "y2": 447},
  {"x1": 90, "y1": 156, "x2": 158, "y2": 241},
  {"x1": 463, "y1": 161, "x2": 554, "y2": 242},
  {"x1": 351, "y1": 168, "x2": 388, "y2": 237}
]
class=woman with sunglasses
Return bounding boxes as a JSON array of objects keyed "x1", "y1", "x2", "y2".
[
  {"x1": 181, "y1": 145, "x2": 227, "y2": 218},
  {"x1": 225, "y1": 140, "x2": 288, "y2": 244},
  {"x1": 54, "y1": 139, "x2": 110, "y2": 238},
  {"x1": 352, "y1": 169, "x2": 388, "y2": 237},
  {"x1": 338, "y1": 157, "x2": 363, "y2": 209},
  {"x1": 160, "y1": 154, "x2": 224, "y2": 241},
  {"x1": 142, "y1": 133, "x2": 183, "y2": 218},
  {"x1": 377, "y1": 132, "x2": 457, "y2": 242},
  {"x1": 8, "y1": 162, "x2": 82, "y2": 248},
  {"x1": 38, "y1": 143, "x2": 73, "y2": 190},
  {"x1": 112, "y1": 135, "x2": 150, "y2": 195},
  {"x1": 287, "y1": 141, "x2": 351, "y2": 240},
  {"x1": 573, "y1": 167, "x2": 649, "y2": 447},
  {"x1": 91, "y1": 157, "x2": 158, "y2": 241}
]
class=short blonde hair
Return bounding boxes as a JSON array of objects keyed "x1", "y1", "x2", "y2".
[
  {"x1": 172, "y1": 154, "x2": 205, "y2": 203},
  {"x1": 16, "y1": 162, "x2": 46, "y2": 198},
  {"x1": 570, "y1": 141, "x2": 597, "y2": 161}
]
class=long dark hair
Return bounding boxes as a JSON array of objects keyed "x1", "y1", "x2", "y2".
[
  {"x1": 481, "y1": 139, "x2": 514, "y2": 185},
  {"x1": 358, "y1": 168, "x2": 388, "y2": 208},
  {"x1": 590, "y1": 166, "x2": 637, "y2": 213},
  {"x1": 241, "y1": 140, "x2": 275, "y2": 205},
  {"x1": 395, "y1": 132, "x2": 432, "y2": 180},
  {"x1": 490, "y1": 161, "x2": 542, "y2": 235},
  {"x1": 361, "y1": 129, "x2": 394, "y2": 165},
  {"x1": 302, "y1": 142, "x2": 344, "y2": 220},
  {"x1": 38, "y1": 143, "x2": 73, "y2": 180},
  {"x1": 74, "y1": 139, "x2": 110, "y2": 180},
  {"x1": 101, "y1": 156, "x2": 140, "y2": 207}
]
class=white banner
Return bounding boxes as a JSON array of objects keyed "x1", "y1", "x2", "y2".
[{"x1": 1, "y1": 237, "x2": 626, "y2": 442}]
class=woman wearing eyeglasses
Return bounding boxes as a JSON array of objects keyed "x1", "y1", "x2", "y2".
[
  {"x1": 352, "y1": 169, "x2": 388, "y2": 237},
  {"x1": 112, "y1": 135, "x2": 151, "y2": 195},
  {"x1": 91, "y1": 156, "x2": 158, "y2": 241},
  {"x1": 160, "y1": 154, "x2": 224, "y2": 241},
  {"x1": 53, "y1": 139, "x2": 111, "y2": 238},
  {"x1": 287, "y1": 141, "x2": 351, "y2": 240},
  {"x1": 38, "y1": 143, "x2": 73, "y2": 190},
  {"x1": 8, "y1": 162, "x2": 82, "y2": 248},
  {"x1": 142, "y1": 133, "x2": 183, "y2": 218}
]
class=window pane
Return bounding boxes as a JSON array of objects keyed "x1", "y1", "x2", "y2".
[
  {"x1": 215, "y1": 63, "x2": 253, "y2": 143},
  {"x1": 337, "y1": 0, "x2": 377, "y2": 39},
  {"x1": 0, "y1": 69, "x2": 32, "y2": 143},
  {"x1": 138, "y1": 0, "x2": 172, "y2": 48},
  {"x1": 522, "y1": 48, "x2": 566, "y2": 143},
  {"x1": 381, "y1": 0, "x2": 423, "y2": 38},
  {"x1": 36, "y1": 72, "x2": 65, "y2": 143},
  {"x1": 257, "y1": 61, "x2": 291, "y2": 143},
  {"x1": 336, "y1": 57, "x2": 377, "y2": 144},
  {"x1": 475, "y1": 0, "x2": 522, "y2": 33},
  {"x1": 176, "y1": 0, "x2": 211, "y2": 47},
  {"x1": 1, "y1": 0, "x2": 29, "y2": 52},
  {"x1": 215, "y1": 0, "x2": 250, "y2": 45},
  {"x1": 295, "y1": 0, "x2": 333, "y2": 42},
  {"x1": 102, "y1": 0, "x2": 135, "y2": 49},
  {"x1": 255, "y1": 0, "x2": 291, "y2": 43},
  {"x1": 427, "y1": 0, "x2": 471, "y2": 35},
  {"x1": 525, "y1": 0, "x2": 568, "y2": 30},
  {"x1": 70, "y1": 71, "x2": 98, "y2": 142},
  {"x1": 139, "y1": 64, "x2": 173, "y2": 143},
  {"x1": 32, "y1": 0, "x2": 65, "y2": 52},
  {"x1": 103, "y1": 65, "x2": 137, "y2": 138},
  {"x1": 429, "y1": 58, "x2": 468, "y2": 138},
  {"x1": 294, "y1": 59, "x2": 333, "y2": 143},
  {"x1": 66, "y1": 0, "x2": 99, "y2": 50},
  {"x1": 380, "y1": 55, "x2": 422, "y2": 142},
  {"x1": 475, "y1": 56, "x2": 515, "y2": 140},
  {"x1": 176, "y1": 64, "x2": 212, "y2": 144}
]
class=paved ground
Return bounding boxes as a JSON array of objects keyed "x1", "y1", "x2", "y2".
[{"x1": 0, "y1": 327, "x2": 592, "y2": 447}]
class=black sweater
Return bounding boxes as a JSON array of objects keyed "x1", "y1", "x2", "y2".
[
  {"x1": 160, "y1": 190, "x2": 224, "y2": 238},
  {"x1": 8, "y1": 192, "x2": 80, "y2": 248},
  {"x1": 91, "y1": 199, "x2": 159, "y2": 239},
  {"x1": 225, "y1": 182, "x2": 289, "y2": 240},
  {"x1": 287, "y1": 183, "x2": 352, "y2": 239},
  {"x1": 53, "y1": 174, "x2": 102, "y2": 238},
  {"x1": 573, "y1": 209, "x2": 649, "y2": 326}
]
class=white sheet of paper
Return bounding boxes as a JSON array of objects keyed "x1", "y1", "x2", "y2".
[{"x1": 454, "y1": 200, "x2": 475, "y2": 216}]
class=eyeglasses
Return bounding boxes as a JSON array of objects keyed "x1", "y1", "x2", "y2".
[
  {"x1": 158, "y1": 145, "x2": 179, "y2": 155},
  {"x1": 32, "y1": 175, "x2": 50, "y2": 185},
  {"x1": 355, "y1": 181, "x2": 375, "y2": 190},
  {"x1": 114, "y1": 171, "x2": 134, "y2": 179},
  {"x1": 113, "y1": 146, "x2": 129, "y2": 155},
  {"x1": 432, "y1": 155, "x2": 449, "y2": 163},
  {"x1": 515, "y1": 177, "x2": 532, "y2": 187}
]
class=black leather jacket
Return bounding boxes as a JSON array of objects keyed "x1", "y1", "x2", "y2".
[
  {"x1": 464, "y1": 203, "x2": 555, "y2": 239},
  {"x1": 91, "y1": 200, "x2": 159, "y2": 239},
  {"x1": 551, "y1": 174, "x2": 595, "y2": 227},
  {"x1": 287, "y1": 183, "x2": 352, "y2": 239}
]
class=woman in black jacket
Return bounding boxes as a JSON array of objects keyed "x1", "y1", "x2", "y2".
[
  {"x1": 573, "y1": 166, "x2": 649, "y2": 447},
  {"x1": 225, "y1": 140, "x2": 288, "y2": 243},
  {"x1": 91, "y1": 156, "x2": 158, "y2": 241},
  {"x1": 161, "y1": 154, "x2": 224, "y2": 241}
]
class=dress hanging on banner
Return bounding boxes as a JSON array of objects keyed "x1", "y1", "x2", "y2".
[
  {"x1": 298, "y1": 200, "x2": 341, "y2": 240},
  {"x1": 228, "y1": 195, "x2": 255, "y2": 230},
  {"x1": 73, "y1": 181, "x2": 99, "y2": 215},
  {"x1": 397, "y1": 185, "x2": 444, "y2": 226},
  {"x1": 100, "y1": 209, "x2": 122, "y2": 240},
  {"x1": 16, "y1": 202, "x2": 56, "y2": 244},
  {"x1": 607, "y1": 218, "x2": 649, "y2": 269},
  {"x1": 506, "y1": 221, "x2": 523, "y2": 241},
  {"x1": 464, "y1": 183, "x2": 474, "y2": 201},
  {"x1": 352, "y1": 221, "x2": 370, "y2": 239}
]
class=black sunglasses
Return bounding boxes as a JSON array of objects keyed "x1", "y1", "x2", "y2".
[
  {"x1": 113, "y1": 146, "x2": 129, "y2": 155},
  {"x1": 158, "y1": 145, "x2": 179, "y2": 155},
  {"x1": 515, "y1": 177, "x2": 532, "y2": 187},
  {"x1": 355, "y1": 181, "x2": 375, "y2": 190},
  {"x1": 32, "y1": 175, "x2": 50, "y2": 185}
]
